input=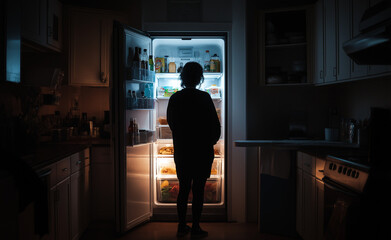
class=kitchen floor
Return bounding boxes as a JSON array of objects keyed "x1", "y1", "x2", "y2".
[{"x1": 81, "y1": 222, "x2": 298, "y2": 240}]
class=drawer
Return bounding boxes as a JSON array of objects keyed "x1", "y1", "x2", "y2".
[
  {"x1": 301, "y1": 152, "x2": 316, "y2": 176},
  {"x1": 70, "y1": 153, "x2": 82, "y2": 173},
  {"x1": 56, "y1": 157, "x2": 70, "y2": 183}
]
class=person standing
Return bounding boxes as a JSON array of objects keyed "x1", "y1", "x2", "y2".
[{"x1": 167, "y1": 62, "x2": 221, "y2": 238}]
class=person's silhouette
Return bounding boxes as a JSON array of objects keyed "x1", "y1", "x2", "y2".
[{"x1": 167, "y1": 62, "x2": 221, "y2": 238}]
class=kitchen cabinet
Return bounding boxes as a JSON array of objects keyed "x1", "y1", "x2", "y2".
[
  {"x1": 296, "y1": 151, "x2": 324, "y2": 240},
  {"x1": 350, "y1": 0, "x2": 369, "y2": 79},
  {"x1": 313, "y1": 0, "x2": 324, "y2": 84},
  {"x1": 258, "y1": 6, "x2": 312, "y2": 86},
  {"x1": 324, "y1": 0, "x2": 337, "y2": 83},
  {"x1": 313, "y1": 0, "x2": 391, "y2": 85},
  {"x1": 36, "y1": 148, "x2": 90, "y2": 240},
  {"x1": 21, "y1": 0, "x2": 63, "y2": 52},
  {"x1": 67, "y1": 7, "x2": 127, "y2": 87}
]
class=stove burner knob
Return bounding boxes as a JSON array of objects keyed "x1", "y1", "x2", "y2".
[
  {"x1": 347, "y1": 169, "x2": 352, "y2": 176},
  {"x1": 338, "y1": 166, "x2": 342, "y2": 173},
  {"x1": 333, "y1": 164, "x2": 337, "y2": 170},
  {"x1": 351, "y1": 171, "x2": 356, "y2": 178},
  {"x1": 343, "y1": 167, "x2": 347, "y2": 175},
  {"x1": 355, "y1": 172, "x2": 360, "y2": 178}
]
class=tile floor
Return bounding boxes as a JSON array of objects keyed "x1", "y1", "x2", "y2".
[{"x1": 81, "y1": 222, "x2": 298, "y2": 240}]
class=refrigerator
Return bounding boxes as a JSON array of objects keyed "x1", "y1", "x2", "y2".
[{"x1": 113, "y1": 22, "x2": 226, "y2": 234}]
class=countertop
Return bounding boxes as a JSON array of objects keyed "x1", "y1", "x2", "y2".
[
  {"x1": 18, "y1": 136, "x2": 110, "y2": 170},
  {"x1": 234, "y1": 139, "x2": 360, "y2": 148}
]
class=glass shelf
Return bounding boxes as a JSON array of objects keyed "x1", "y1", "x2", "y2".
[{"x1": 156, "y1": 72, "x2": 222, "y2": 80}]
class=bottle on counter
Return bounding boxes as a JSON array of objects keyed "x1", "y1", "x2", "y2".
[
  {"x1": 204, "y1": 50, "x2": 210, "y2": 72},
  {"x1": 133, "y1": 118, "x2": 139, "y2": 145}
]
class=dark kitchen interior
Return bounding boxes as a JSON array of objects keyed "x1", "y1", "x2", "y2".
[{"x1": 1, "y1": 0, "x2": 391, "y2": 239}]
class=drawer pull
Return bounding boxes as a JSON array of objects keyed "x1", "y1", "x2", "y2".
[
  {"x1": 77, "y1": 160, "x2": 82, "y2": 165},
  {"x1": 62, "y1": 168, "x2": 68, "y2": 172}
]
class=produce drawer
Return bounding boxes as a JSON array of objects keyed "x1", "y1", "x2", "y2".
[{"x1": 157, "y1": 178, "x2": 221, "y2": 203}]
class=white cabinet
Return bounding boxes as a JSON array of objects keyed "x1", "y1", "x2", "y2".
[
  {"x1": 296, "y1": 151, "x2": 325, "y2": 240},
  {"x1": 324, "y1": 0, "x2": 337, "y2": 83},
  {"x1": 36, "y1": 148, "x2": 90, "y2": 240},
  {"x1": 67, "y1": 7, "x2": 127, "y2": 87},
  {"x1": 313, "y1": 0, "x2": 324, "y2": 84},
  {"x1": 336, "y1": 0, "x2": 352, "y2": 81},
  {"x1": 350, "y1": 0, "x2": 369, "y2": 79},
  {"x1": 21, "y1": 0, "x2": 63, "y2": 52}
]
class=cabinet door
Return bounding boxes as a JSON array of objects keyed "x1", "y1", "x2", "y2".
[
  {"x1": 82, "y1": 165, "x2": 91, "y2": 232},
  {"x1": 56, "y1": 178, "x2": 70, "y2": 240},
  {"x1": 324, "y1": 0, "x2": 337, "y2": 83},
  {"x1": 47, "y1": 0, "x2": 62, "y2": 51},
  {"x1": 69, "y1": 10, "x2": 109, "y2": 87},
  {"x1": 314, "y1": 0, "x2": 324, "y2": 84},
  {"x1": 48, "y1": 187, "x2": 56, "y2": 240},
  {"x1": 70, "y1": 171, "x2": 82, "y2": 240},
  {"x1": 303, "y1": 173, "x2": 316, "y2": 240},
  {"x1": 351, "y1": 0, "x2": 369, "y2": 78},
  {"x1": 296, "y1": 169, "x2": 304, "y2": 237},
  {"x1": 337, "y1": 0, "x2": 352, "y2": 81},
  {"x1": 21, "y1": 0, "x2": 47, "y2": 44},
  {"x1": 316, "y1": 179, "x2": 324, "y2": 240}
]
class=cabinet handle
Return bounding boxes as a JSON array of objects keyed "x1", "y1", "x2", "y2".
[
  {"x1": 333, "y1": 67, "x2": 337, "y2": 77},
  {"x1": 62, "y1": 168, "x2": 68, "y2": 172},
  {"x1": 77, "y1": 160, "x2": 82, "y2": 165},
  {"x1": 100, "y1": 72, "x2": 107, "y2": 83},
  {"x1": 318, "y1": 170, "x2": 324, "y2": 173},
  {"x1": 320, "y1": 70, "x2": 323, "y2": 79}
]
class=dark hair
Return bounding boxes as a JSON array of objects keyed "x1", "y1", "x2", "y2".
[{"x1": 180, "y1": 62, "x2": 204, "y2": 88}]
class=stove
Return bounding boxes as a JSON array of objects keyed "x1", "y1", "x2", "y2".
[{"x1": 324, "y1": 155, "x2": 371, "y2": 194}]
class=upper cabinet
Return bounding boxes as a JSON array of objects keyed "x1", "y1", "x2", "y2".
[
  {"x1": 258, "y1": 6, "x2": 313, "y2": 86},
  {"x1": 66, "y1": 7, "x2": 127, "y2": 87},
  {"x1": 313, "y1": 0, "x2": 391, "y2": 85},
  {"x1": 21, "y1": 0, "x2": 63, "y2": 52}
]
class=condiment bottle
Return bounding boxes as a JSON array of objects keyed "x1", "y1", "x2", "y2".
[
  {"x1": 177, "y1": 62, "x2": 183, "y2": 73},
  {"x1": 204, "y1": 50, "x2": 210, "y2": 72}
]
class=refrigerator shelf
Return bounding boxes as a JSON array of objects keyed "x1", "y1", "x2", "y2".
[
  {"x1": 126, "y1": 79, "x2": 155, "y2": 84},
  {"x1": 157, "y1": 155, "x2": 222, "y2": 158},
  {"x1": 156, "y1": 175, "x2": 221, "y2": 180},
  {"x1": 156, "y1": 72, "x2": 222, "y2": 80}
]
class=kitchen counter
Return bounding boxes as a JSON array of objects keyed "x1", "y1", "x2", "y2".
[
  {"x1": 234, "y1": 139, "x2": 360, "y2": 149},
  {"x1": 18, "y1": 136, "x2": 110, "y2": 170}
]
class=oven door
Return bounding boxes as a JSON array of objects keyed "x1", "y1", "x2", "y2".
[{"x1": 323, "y1": 178, "x2": 363, "y2": 240}]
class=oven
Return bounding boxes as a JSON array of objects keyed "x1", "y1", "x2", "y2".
[{"x1": 322, "y1": 156, "x2": 370, "y2": 240}]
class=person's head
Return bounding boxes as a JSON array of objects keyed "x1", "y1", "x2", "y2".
[{"x1": 180, "y1": 62, "x2": 204, "y2": 88}]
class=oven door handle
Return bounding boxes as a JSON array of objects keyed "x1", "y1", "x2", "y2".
[
  {"x1": 323, "y1": 178, "x2": 360, "y2": 197},
  {"x1": 38, "y1": 169, "x2": 52, "y2": 178}
]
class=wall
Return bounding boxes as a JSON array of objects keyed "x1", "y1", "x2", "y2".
[{"x1": 335, "y1": 76, "x2": 391, "y2": 121}]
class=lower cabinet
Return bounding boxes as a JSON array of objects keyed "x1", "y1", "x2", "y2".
[
  {"x1": 296, "y1": 152, "x2": 324, "y2": 240},
  {"x1": 38, "y1": 148, "x2": 90, "y2": 240}
]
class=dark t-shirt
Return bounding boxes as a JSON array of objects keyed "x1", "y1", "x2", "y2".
[{"x1": 167, "y1": 88, "x2": 221, "y2": 179}]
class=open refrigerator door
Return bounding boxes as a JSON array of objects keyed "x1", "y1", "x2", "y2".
[{"x1": 151, "y1": 37, "x2": 226, "y2": 220}]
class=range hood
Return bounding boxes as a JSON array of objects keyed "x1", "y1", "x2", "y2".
[{"x1": 343, "y1": 1, "x2": 391, "y2": 65}]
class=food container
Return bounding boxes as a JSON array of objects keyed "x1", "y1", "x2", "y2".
[
  {"x1": 205, "y1": 84, "x2": 220, "y2": 98},
  {"x1": 159, "y1": 126, "x2": 172, "y2": 139},
  {"x1": 158, "y1": 117, "x2": 168, "y2": 125},
  {"x1": 156, "y1": 158, "x2": 220, "y2": 176},
  {"x1": 157, "y1": 179, "x2": 221, "y2": 203}
]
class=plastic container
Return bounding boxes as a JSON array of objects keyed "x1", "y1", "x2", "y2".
[{"x1": 205, "y1": 84, "x2": 221, "y2": 98}]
